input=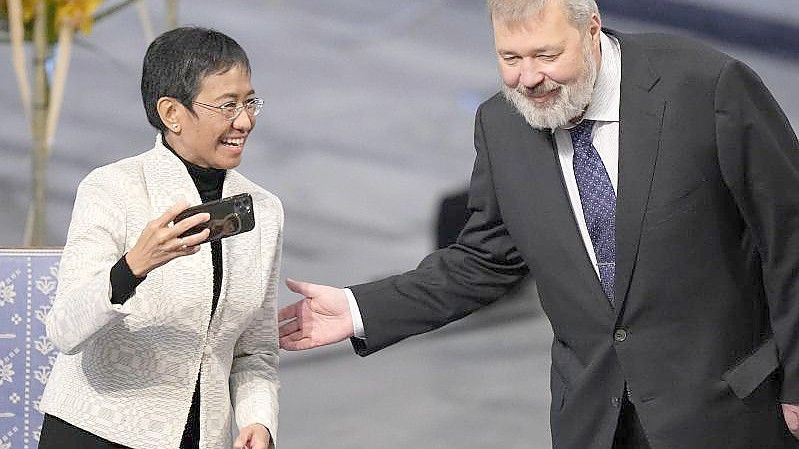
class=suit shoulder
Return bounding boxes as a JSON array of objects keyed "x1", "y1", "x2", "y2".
[
  {"x1": 476, "y1": 93, "x2": 522, "y2": 126},
  {"x1": 627, "y1": 32, "x2": 733, "y2": 73},
  {"x1": 478, "y1": 93, "x2": 510, "y2": 114}
]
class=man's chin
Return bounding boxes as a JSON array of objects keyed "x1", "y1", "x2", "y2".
[
  {"x1": 503, "y1": 87, "x2": 565, "y2": 129},
  {"x1": 515, "y1": 100, "x2": 572, "y2": 130}
]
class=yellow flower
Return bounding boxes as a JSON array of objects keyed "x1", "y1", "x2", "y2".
[
  {"x1": 56, "y1": 0, "x2": 103, "y2": 34},
  {"x1": 15, "y1": 0, "x2": 37, "y2": 23}
]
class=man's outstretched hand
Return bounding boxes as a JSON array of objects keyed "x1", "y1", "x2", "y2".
[
  {"x1": 782, "y1": 403, "x2": 799, "y2": 439},
  {"x1": 278, "y1": 278, "x2": 355, "y2": 350}
]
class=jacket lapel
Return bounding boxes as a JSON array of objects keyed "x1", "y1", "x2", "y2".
[
  {"x1": 140, "y1": 136, "x2": 214, "y2": 328},
  {"x1": 206, "y1": 170, "x2": 262, "y2": 333},
  {"x1": 611, "y1": 32, "x2": 665, "y2": 315},
  {"x1": 509, "y1": 120, "x2": 616, "y2": 319},
  {"x1": 215, "y1": 172, "x2": 247, "y2": 320},
  {"x1": 141, "y1": 136, "x2": 203, "y2": 215}
]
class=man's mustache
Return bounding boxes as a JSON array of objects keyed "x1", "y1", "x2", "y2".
[{"x1": 516, "y1": 80, "x2": 563, "y2": 97}]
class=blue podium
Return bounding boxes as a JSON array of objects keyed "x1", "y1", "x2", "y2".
[{"x1": 0, "y1": 249, "x2": 62, "y2": 449}]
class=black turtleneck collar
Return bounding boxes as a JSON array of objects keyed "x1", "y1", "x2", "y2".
[{"x1": 162, "y1": 134, "x2": 226, "y2": 203}]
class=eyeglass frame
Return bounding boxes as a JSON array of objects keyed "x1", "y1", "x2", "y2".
[{"x1": 191, "y1": 97, "x2": 264, "y2": 121}]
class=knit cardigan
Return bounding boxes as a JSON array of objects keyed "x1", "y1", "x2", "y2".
[{"x1": 40, "y1": 136, "x2": 281, "y2": 449}]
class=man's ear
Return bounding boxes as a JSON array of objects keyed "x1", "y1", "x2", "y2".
[
  {"x1": 157, "y1": 97, "x2": 181, "y2": 133},
  {"x1": 589, "y1": 12, "x2": 602, "y2": 43}
]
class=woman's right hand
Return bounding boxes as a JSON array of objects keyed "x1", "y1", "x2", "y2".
[{"x1": 125, "y1": 201, "x2": 211, "y2": 277}]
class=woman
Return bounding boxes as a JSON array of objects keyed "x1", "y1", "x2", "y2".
[{"x1": 38, "y1": 27, "x2": 280, "y2": 449}]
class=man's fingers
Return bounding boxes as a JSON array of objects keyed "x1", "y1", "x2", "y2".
[
  {"x1": 278, "y1": 318, "x2": 301, "y2": 338},
  {"x1": 280, "y1": 335, "x2": 311, "y2": 351},
  {"x1": 783, "y1": 404, "x2": 799, "y2": 433},
  {"x1": 278, "y1": 302, "x2": 300, "y2": 323}
]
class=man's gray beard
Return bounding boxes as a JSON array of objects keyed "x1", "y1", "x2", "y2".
[{"x1": 501, "y1": 44, "x2": 598, "y2": 130}]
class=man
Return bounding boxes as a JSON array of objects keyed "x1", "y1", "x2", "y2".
[{"x1": 278, "y1": 0, "x2": 799, "y2": 447}]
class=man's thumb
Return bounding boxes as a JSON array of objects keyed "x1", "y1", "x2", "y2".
[{"x1": 286, "y1": 278, "x2": 315, "y2": 297}]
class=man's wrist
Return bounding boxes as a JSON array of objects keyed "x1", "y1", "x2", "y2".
[{"x1": 344, "y1": 288, "x2": 365, "y2": 338}]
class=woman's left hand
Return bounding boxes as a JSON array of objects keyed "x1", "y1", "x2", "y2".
[{"x1": 234, "y1": 423, "x2": 271, "y2": 449}]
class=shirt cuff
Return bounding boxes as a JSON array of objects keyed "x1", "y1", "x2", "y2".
[
  {"x1": 343, "y1": 288, "x2": 365, "y2": 339},
  {"x1": 110, "y1": 254, "x2": 146, "y2": 305}
]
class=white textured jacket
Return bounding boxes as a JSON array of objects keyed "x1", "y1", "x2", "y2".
[{"x1": 41, "y1": 137, "x2": 281, "y2": 449}]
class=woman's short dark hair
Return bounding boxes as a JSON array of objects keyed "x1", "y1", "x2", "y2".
[{"x1": 141, "y1": 27, "x2": 251, "y2": 132}]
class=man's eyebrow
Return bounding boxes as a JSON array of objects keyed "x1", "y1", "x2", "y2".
[{"x1": 496, "y1": 43, "x2": 563, "y2": 55}]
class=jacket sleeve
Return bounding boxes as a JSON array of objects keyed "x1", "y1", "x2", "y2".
[
  {"x1": 46, "y1": 168, "x2": 132, "y2": 355},
  {"x1": 229, "y1": 197, "x2": 282, "y2": 448},
  {"x1": 715, "y1": 59, "x2": 799, "y2": 402},
  {"x1": 350, "y1": 104, "x2": 530, "y2": 356}
]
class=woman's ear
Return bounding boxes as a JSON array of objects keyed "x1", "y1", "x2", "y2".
[{"x1": 157, "y1": 97, "x2": 181, "y2": 133}]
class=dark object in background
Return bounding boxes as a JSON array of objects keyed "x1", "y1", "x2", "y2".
[{"x1": 436, "y1": 188, "x2": 470, "y2": 249}]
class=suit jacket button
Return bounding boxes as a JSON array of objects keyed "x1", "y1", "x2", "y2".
[{"x1": 614, "y1": 328, "x2": 628, "y2": 342}]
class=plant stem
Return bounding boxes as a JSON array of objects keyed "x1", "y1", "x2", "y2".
[{"x1": 28, "y1": 0, "x2": 49, "y2": 246}]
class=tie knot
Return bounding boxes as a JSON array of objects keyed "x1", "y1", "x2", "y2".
[
  {"x1": 568, "y1": 119, "x2": 595, "y2": 152},
  {"x1": 569, "y1": 119, "x2": 595, "y2": 139}
]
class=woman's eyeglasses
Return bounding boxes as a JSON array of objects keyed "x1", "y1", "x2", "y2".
[{"x1": 192, "y1": 98, "x2": 264, "y2": 121}]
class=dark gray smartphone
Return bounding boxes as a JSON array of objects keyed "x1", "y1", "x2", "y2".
[{"x1": 174, "y1": 193, "x2": 255, "y2": 242}]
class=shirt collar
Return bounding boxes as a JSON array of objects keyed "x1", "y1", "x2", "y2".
[
  {"x1": 553, "y1": 31, "x2": 622, "y2": 133},
  {"x1": 583, "y1": 31, "x2": 621, "y2": 124}
]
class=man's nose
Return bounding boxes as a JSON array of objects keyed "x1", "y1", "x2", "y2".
[{"x1": 518, "y1": 59, "x2": 545, "y2": 88}]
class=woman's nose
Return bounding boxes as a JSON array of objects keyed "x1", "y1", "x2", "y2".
[{"x1": 232, "y1": 109, "x2": 254, "y2": 130}]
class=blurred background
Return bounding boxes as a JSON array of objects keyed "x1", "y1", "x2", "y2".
[{"x1": 0, "y1": 1, "x2": 797, "y2": 448}]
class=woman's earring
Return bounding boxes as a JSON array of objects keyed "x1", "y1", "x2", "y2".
[{"x1": 172, "y1": 123, "x2": 180, "y2": 132}]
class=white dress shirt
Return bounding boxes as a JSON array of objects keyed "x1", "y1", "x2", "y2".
[
  {"x1": 348, "y1": 32, "x2": 622, "y2": 338},
  {"x1": 555, "y1": 31, "x2": 621, "y2": 276}
]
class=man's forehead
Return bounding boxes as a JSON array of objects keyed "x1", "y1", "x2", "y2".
[{"x1": 492, "y1": 16, "x2": 578, "y2": 49}]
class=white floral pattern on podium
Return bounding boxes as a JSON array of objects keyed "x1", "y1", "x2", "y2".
[{"x1": 0, "y1": 249, "x2": 61, "y2": 449}]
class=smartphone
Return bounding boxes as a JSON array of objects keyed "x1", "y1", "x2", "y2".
[{"x1": 174, "y1": 193, "x2": 255, "y2": 242}]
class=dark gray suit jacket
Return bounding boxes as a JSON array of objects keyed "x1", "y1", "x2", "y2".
[{"x1": 350, "y1": 30, "x2": 799, "y2": 449}]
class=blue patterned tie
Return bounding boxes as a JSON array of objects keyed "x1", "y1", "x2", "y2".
[{"x1": 570, "y1": 120, "x2": 616, "y2": 303}]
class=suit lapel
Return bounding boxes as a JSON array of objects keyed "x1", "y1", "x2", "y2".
[
  {"x1": 611, "y1": 32, "x2": 665, "y2": 314},
  {"x1": 509, "y1": 119, "x2": 616, "y2": 319}
]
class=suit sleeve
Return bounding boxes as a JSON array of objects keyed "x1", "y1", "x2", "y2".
[
  {"x1": 46, "y1": 169, "x2": 132, "y2": 355},
  {"x1": 714, "y1": 59, "x2": 799, "y2": 402},
  {"x1": 350, "y1": 104, "x2": 530, "y2": 356}
]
